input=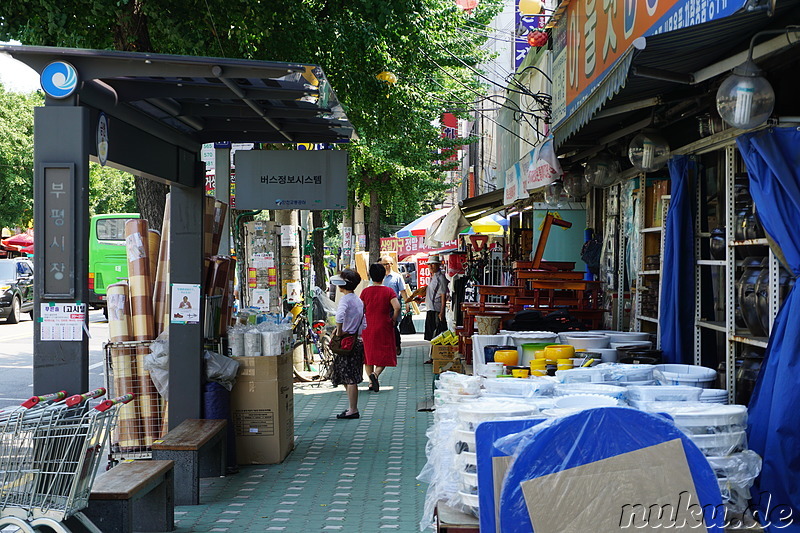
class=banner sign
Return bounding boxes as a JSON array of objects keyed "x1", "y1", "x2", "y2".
[
  {"x1": 233, "y1": 150, "x2": 348, "y2": 210},
  {"x1": 380, "y1": 236, "x2": 458, "y2": 260},
  {"x1": 551, "y1": 0, "x2": 748, "y2": 129},
  {"x1": 417, "y1": 256, "x2": 430, "y2": 288}
]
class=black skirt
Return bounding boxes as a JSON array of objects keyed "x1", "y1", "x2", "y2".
[{"x1": 330, "y1": 339, "x2": 364, "y2": 386}]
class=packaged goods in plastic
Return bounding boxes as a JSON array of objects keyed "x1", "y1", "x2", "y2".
[
  {"x1": 482, "y1": 377, "x2": 555, "y2": 397},
  {"x1": 554, "y1": 367, "x2": 606, "y2": 383},
  {"x1": 595, "y1": 362, "x2": 655, "y2": 382},
  {"x1": 626, "y1": 385, "x2": 703, "y2": 402},
  {"x1": 553, "y1": 394, "x2": 619, "y2": 409},
  {"x1": 553, "y1": 383, "x2": 626, "y2": 399}
]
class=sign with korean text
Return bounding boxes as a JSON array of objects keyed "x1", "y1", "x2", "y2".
[
  {"x1": 552, "y1": 0, "x2": 748, "y2": 129},
  {"x1": 42, "y1": 165, "x2": 74, "y2": 297},
  {"x1": 380, "y1": 236, "x2": 458, "y2": 260},
  {"x1": 233, "y1": 150, "x2": 348, "y2": 210},
  {"x1": 170, "y1": 283, "x2": 201, "y2": 324},
  {"x1": 417, "y1": 256, "x2": 430, "y2": 288},
  {"x1": 40, "y1": 303, "x2": 86, "y2": 341}
]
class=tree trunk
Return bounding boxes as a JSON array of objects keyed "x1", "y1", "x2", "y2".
[
  {"x1": 134, "y1": 177, "x2": 168, "y2": 231},
  {"x1": 311, "y1": 211, "x2": 326, "y2": 290},
  {"x1": 368, "y1": 189, "x2": 381, "y2": 265}
]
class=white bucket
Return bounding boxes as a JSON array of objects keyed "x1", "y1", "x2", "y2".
[{"x1": 654, "y1": 364, "x2": 717, "y2": 389}]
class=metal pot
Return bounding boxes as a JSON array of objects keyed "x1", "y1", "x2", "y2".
[
  {"x1": 709, "y1": 227, "x2": 726, "y2": 260},
  {"x1": 736, "y1": 353, "x2": 764, "y2": 406},
  {"x1": 737, "y1": 257, "x2": 767, "y2": 337},
  {"x1": 755, "y1": 267, "x2": 796, "y2": 336}
]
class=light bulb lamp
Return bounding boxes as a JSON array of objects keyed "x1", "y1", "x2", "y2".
[
  {"x1": 628, "y1": 130, "x2": 670, "y2": 173},
  {"x1": 716, "y1": 27, "x2": 800, "y2": 130}
]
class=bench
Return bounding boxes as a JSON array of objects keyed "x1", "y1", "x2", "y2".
[
  {"x1": 152, "y1": 419, "x2": 227, "y2": 505},
  {"x1": 83, "y1": 460, "x2": 174, "y2": 533}
]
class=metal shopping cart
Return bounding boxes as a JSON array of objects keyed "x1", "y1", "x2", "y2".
[{"x1": 0, "y1": 388, "x2": 134, "y2": 532}]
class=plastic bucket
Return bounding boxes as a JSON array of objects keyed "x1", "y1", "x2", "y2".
[
  {"x1": 520, "y1": 342, "x2": 553, "y2": 366},
  {"x1": 654, "y1": 364, "x2": 717, "y2": 389}
]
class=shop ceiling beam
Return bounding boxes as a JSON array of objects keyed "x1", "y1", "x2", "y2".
[
  {"x1": 630, "y1": 66, "x2": 694, "y2": 85},
  {"x1": 593, "y1": 97, "x2": 662, "y2": 120},
  {"x1": 692, "y1": 34, "x2": 799, "y2": 84},
  {"x1": 212, "y1": 65, "x2": 294, "y2": 143},
  {"x1": 145, "y1": 97, "x2": 205, "y2": 131},
  {"x1": 597, "y1": 116, "x2": 652, "y2": 146}
]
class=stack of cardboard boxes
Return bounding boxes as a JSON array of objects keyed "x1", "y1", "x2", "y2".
[
  {"x1": 230, "y1": 351, "x2": 294, "y2": 464},
  {"x1": 431, "y1": 345, "x2": 464, "y2": 374}
]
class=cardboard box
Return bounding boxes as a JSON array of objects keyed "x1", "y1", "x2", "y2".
[
  {"x1": 431, "y1": 345, "x2": 459, "y2": 360},
  {"x1": 231, "y1": 354, "x2": 294, "y2": 464},
  {"x1": 433, "y1": 358, "x2": 464, "y2": 374}
]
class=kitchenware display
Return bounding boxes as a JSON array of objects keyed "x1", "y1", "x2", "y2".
[
  {"x1": 610, "y1": 341, "x2": 653, "y2": 350},
  {"x1": 518, "y1": 341, "x2": 555, "y2": 366},
  {"x1": 595, "y1": 363, "x2": 655, "y2": 382},
  {"x1": 593, "y1": 348, "x2": 618, "y2": 363},
  {"x1": 543, "y1": 344, "x2": 575, "y2": 360},
  {"x1": 555, "y1": 367, "x2": 606, "y2": 383},
  {"x1": 738, "y1": 257, "x2": 767, "y2": 337},
  {"x1": 618, "y1": 349, "x2": 662, "y2": 365},
  {"x1": 475, "y1": 315, "x2": 502, "y2": 335},
  {"x1": 553, "y1": 394, "x2": 619, "y2": 409},
  {"x1": 560, "y1": 333, "x2": 610, "y2": 350},
  {"x1": 483, "y1": 344, "x2": 516, "y2": 363},
  {"x1": 709, "y1": 226, "x2": 726, "y2": 260},
  {"x1": 482, "y1": 378, "x2": 555, "y2": 397},
  {"x1": 755, "y1": 266, "x2": 795, "y2": 336},
  {"x1": 700, "y1": 389, "x2": 729, "y2": 404},
  {"x1": 626, "y1": 385, "x2": 703, "y2": 402},
  {"x1": 735, "y1": 353, "x2": 763, "y2": 406},
  {"x1": 554, "y1": 383, "x2": 626, "y2": 399},
  {"x1": 492, "y1": 349, "x2": 519, "y2": 367}
]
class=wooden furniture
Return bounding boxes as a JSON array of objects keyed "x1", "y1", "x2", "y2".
[
  {"x1": 152, "y1": 419, "x2": 227, "y2": 505},
  {"x1": 84, "y1": 460, "x2": 175, "y2": 533}
]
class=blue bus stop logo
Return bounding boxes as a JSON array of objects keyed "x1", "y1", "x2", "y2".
[{"x1": 40, "y1": 61, "x2": 78, "y2": 99}]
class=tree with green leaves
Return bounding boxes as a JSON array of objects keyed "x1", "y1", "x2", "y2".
[
  {"x1": 0, "y1": 0, "x2": 500, "y2": 256},
  {"x1": 0, "y1": 84, "x2": 39, "y2": 230}
]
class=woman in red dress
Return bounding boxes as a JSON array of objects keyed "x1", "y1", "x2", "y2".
[{"x1": 361, "y1": 262, "x2": 401, "y2": 392}]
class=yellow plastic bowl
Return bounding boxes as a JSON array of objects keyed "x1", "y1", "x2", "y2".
[
  {"x1": 531, "y1": 369, "x2": 547, "y2": 377},
  {"x1": 493, "y1": 349, "x2": 519, "y2": 366},
  {"x1": 511, "y1": 368, "x2": 530, "y2": 378},
  {"x1": 544, "y1": 344, "x2": 575, "y2": 359}
]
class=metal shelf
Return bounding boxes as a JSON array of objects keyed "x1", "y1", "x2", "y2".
[
  {"x1": 696, "y1": 260, "x2": 725, "y2": 266},
  {"x1": 638, "y1": 315, "x2": 659, "y2": 323},
  {"x1": 696, "y1": 320, "x2": 726, "y2": 332},
  {"x1": 640, "y1": 270, "x2": 660, "y2": 275},
  {"x1": 641, "y1": 227, "x2": 662, "y2": 233},
  {"x1": 732, "y1": 334, "x2": 769, "y2": 349},
  {"x1": 732, "y1": 238, "x2": 768, "y2": 246}
]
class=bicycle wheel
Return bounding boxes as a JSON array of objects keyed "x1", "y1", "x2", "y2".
[{"x1": 317, "y1": 334, "x2": 335, "y2": 382}]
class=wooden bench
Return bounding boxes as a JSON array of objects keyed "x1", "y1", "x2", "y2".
[
  {"x1": 152, "y1": 419, "x2": 227, "y2": 505},
  {"x1": 83, "y1": 460, "x2": 174, "y2": 533}
]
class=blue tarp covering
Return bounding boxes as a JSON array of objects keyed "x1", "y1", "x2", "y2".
[
  {"x1": 737, "y1": 128, "x2": 800, "y2": 532},
  {"x1": 660, "y1": 156, "x2": 695, "y2": 364}
]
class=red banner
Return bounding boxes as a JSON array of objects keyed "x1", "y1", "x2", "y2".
[
  {"x1": 417, "y1": 256, "x2": 430, "y2": 288},
  {"x1": 380, "y1": 236, "x2": 458, "y2": 261}
]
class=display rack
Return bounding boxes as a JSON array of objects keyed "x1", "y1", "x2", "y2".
[
  {"x1": 633, "y1": 176, "x2": 670, "y2": 348},
  {"x1": 693, "y1": 145, "x2": 781, "y2": 404}
]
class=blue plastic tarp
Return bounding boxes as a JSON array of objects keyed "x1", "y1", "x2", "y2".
[
  {"x1": 737, "y1": 127, "x2": 800, "y2": 532},
  {"x1": 660, "y1": 156, "x2": 696, "y2": 364}
]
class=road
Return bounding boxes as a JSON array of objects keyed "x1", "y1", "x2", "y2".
[{"x1": 0, "y1": 309, "x2": 108, "y2": 409}]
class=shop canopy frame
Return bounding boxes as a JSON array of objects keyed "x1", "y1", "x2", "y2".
[{"x1": 2, "y1": 44, "x2": 355, "y2": 428}]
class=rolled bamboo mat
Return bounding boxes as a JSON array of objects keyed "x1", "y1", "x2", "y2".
[
  {"x1": 211, "y1": 200, "x2": 228, "y2": 256},
  {"x1": 107, "y1": 282, "x2": 145, "y2": 450},
  {"x1": 210, "y1": 257, "x2": 231, "y2": 337},
  {"x1": 204, "y1": 195, "x2": 215, "y2": 257},
  {"x1": 147, "y1": 229, "x2": 161, "y2": 294},
  {"x1": 125, "y1": 219, "x2": 162, "y2": 445},
  {"x1": 153, "y1": 195, "x2": 171, "y2": 337},
  {"x1": 220, "y1": 257, "x2": 236, "y2": 331}
]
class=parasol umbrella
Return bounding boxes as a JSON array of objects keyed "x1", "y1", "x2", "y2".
[
  {"x1": 1, "y1": 233, "x2": 34, "y2": 252},
  {"x1": 462, "y1": 213, "x2": 509, "y2": 235},
  {"x1": 395, "y1": 208, "x2": 450, "y2": 238}
]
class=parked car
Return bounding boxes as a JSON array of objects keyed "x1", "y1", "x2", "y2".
[
  {"x1": 398, "y1": 261, "x2": 417, "y2": 290},
  {"x1": 0, "y1": 258, "x2": 34, "y2": 323}
]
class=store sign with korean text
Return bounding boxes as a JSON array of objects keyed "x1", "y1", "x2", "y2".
[
  {"x1": 380, "y1": 236, "x2": 458, "y2": 259},
  {"x1": 551, "y1": 0, "x2": 748, "y2": 128},
  {"x1": 42, "y1": 164, "x2": 74, "y2": 297},
  {"x1": 234, "y1": 150, "x2": 347, "y2": 210}
]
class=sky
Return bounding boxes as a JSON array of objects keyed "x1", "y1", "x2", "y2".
[{"x1": 0, "y1": 41, "x2": 41, "y2": 93}]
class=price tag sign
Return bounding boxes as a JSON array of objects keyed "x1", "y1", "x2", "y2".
[{"x1": 40, "y1": 303, "x2": 86, "y2": 341}]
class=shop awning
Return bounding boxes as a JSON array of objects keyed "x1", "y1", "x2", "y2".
[
  {"x1": 459, "y1": 189, "x2": 505, "y2": 220},
  {"x1": 553, "y1": 1, "x2": 800, "y2": 150},
  {"x1": 394, "y1": 208, "x2": 450, "y2": 238}
]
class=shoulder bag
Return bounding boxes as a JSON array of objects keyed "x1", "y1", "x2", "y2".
[{"x1": 330, "y1": 314, "x2": 364, "y2": 356}]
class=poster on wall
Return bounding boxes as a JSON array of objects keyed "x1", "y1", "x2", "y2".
[
  {"x1": 252, "y1": 289, "x2": 270, "y2": 311},
  {"x1": 171, "y1": 283, "x2": 201, "y2": 324},
  {"x1": 40, "y1": 303, "x2": 86, "y2": 341},
  {"x1": 286, "y1": 281, "x2": 302, "y2": 303}
]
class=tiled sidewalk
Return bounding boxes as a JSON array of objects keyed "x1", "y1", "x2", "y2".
[{"x1": 173, "y1": 337, "x2": 433, "y2": 532}]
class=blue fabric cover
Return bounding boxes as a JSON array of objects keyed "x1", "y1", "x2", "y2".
[
  {"x1": 737, "y1": 128, "x2": 800, "y2": 532},
  {"x1": 660, "y1": 156, "x2": 696, "y2": 364}
]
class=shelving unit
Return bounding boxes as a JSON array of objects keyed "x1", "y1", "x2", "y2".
[
  {"x1": 693, "y1": 145, "x2": 781, "y2": 404},
  {"x1": 633, "y1": 175, "x2": 670, "y2": 348}
]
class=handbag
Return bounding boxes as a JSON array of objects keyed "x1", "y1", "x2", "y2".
[
  {"x1": 330, "y1": 314, "x2": 364, "y2": 356},
  {"x1": 399, "y1": 312, "x2": 416, "y2": 334}
]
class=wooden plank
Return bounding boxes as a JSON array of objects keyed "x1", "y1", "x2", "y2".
[
  {"x1": 90, "y1": 460, "x2": 174, "y2": 500},
  {"x1": 151, "y1": 419, "x2": 226, "y2": 451}
]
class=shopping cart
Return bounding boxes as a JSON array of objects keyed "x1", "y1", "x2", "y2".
[{"x1": 0, "y1": 388, "x2": 134, "y2": 532}]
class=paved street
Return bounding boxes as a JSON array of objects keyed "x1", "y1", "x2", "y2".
[{"x1": 0, "y1": 309, "x2": 108, "y2": 408}]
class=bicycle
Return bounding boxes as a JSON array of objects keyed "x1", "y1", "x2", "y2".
[{"x1": 291, "y1": 307, "x2": 335, "y2": 385}]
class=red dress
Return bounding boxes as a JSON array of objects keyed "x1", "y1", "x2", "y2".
[{"x1": 360, "y1": 285, "x2": 398, "y2": 367}]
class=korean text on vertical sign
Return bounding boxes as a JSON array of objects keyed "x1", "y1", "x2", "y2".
[{"x1": 43, "y1": 164, "x2": 74, "y2": 297}]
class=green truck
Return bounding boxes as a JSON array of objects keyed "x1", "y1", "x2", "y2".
[{"x1": 88, "y1": 213, "x2": 140, "y2": 313}]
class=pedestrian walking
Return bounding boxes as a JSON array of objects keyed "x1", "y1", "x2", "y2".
[
  {"x1": 423, "y1": 254, "x2": 449, "y2": 342},
  {"x1": 380, "y1": 254, "x2": 406, "y2": 355},
  {"x1": 361, "y1": 262, "x2": 400, "y2": 392},
  {"x1": 330, "y1": 269, "x2": 366, "y2": 419}
]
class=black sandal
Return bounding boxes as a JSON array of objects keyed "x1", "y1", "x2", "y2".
[
  {"x1": 369, "y1": 373, "x2": 379, "y2": 392},
  {"x1": 336, "y1": 410, "x2": 360, "y2": 419}
]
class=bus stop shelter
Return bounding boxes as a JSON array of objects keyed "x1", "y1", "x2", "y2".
[{"x1": 0, "y1": 44, "x2": 355, "y2": 427}]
